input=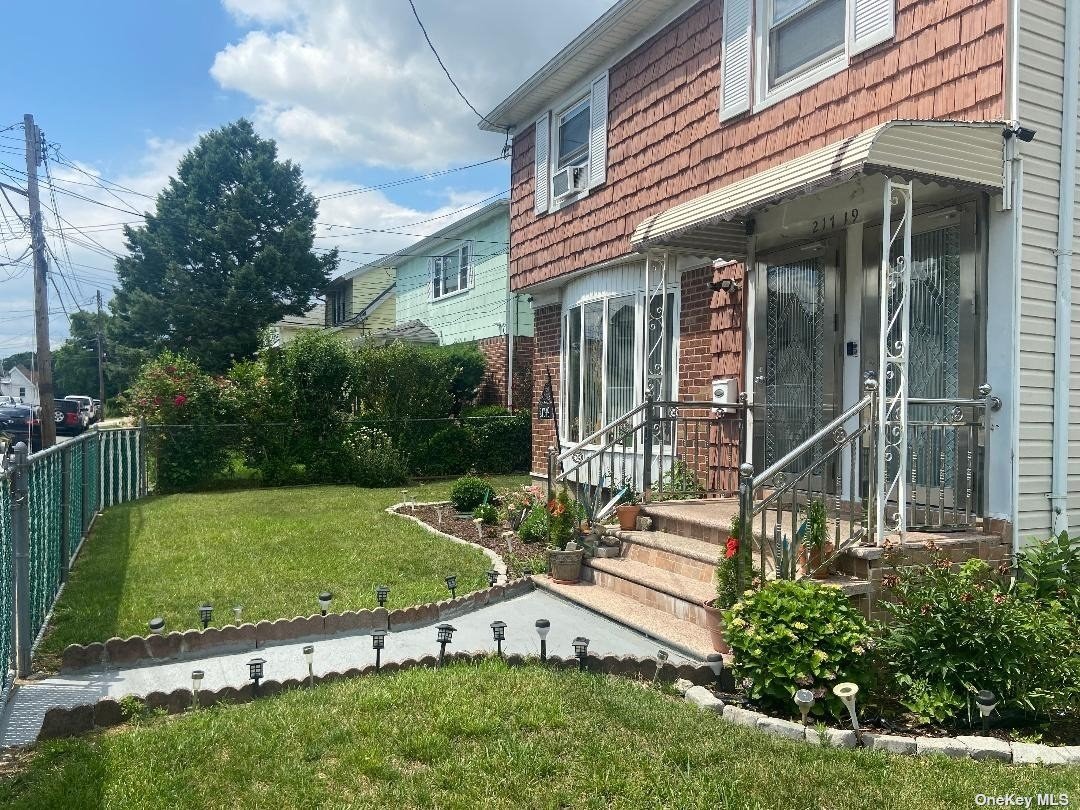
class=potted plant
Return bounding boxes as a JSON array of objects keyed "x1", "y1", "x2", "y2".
[
  {"x1": 801, "y1": 499, "x2": 832, "y2": 579},
  {"x1": 614, "y1": 477, "x2": 642, "y2": 531},
  {"x1": 703, "y1": 515, "x2": 742, "y2": 653},
  {"x1": 546, "y1": 487, "x2": 584, "y2": 583}
]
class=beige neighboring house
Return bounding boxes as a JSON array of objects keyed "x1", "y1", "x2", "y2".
[
  {"x1": 270, "y1": 266, "x2": 397, "y2": 347},
  {"x1": 267, "y1": 304, "x2": 326, "y2": 347},
  {"x1": 0, "y1": 364, "x2": 38, "y2": 405}
]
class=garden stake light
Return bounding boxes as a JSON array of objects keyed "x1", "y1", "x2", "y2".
[
  {"x1": 191, "y1": 670, "x2": 204, "y2": 706},
  {"x1": 487, "y1": 569, "x2": 499, "y2": 588},
  {"x1": 832, "y1": 682, "x2": 861, "y2": 742},
  {"x1": 376, "y1": 584, "x2": 389, "y2": 608},
  {"x1": 372, "y1": 629, "x2": 386, "y2": 672},
  {"x1": 248, "y1": 657, "x2": 266, "y2": 694},
  {"x1": 445, "y1": 574, "x2": 457, "y2": 599},
  {"x1": 490, "y1": 620, "x2": 507, "y2": 657},
  {"x1": 473, "y1": 517, "x2": 484, "y2": 542},
  {"x1": 148, "y1": 617, "x2": 165, "y2": 635},
  {"x1": 535, "y1": 619, "x2": 550, "y2": 661},
  {"x1": 573, "y1": 637, "x2": 590, "y2": 672},
  {"x1": 706, "y1": 653, "x2": 724, "y2": 686},
  {"x1": 198, "y1": 603, "x2": 213, "y2": 629},
  {"x1": 408, "y1": 491, "x2": 416, "y2": 511},
  {"x1": 303, "y1": 645, "x2": 315, "y2": 687},
  {"x1": 318, "y1": 591, "x2": 333, "y2": 616},
  {"x1": 435, "y1": 505, "x2": 443, "y2": 526},
  {"x1": 652, "y1": 650, "x2": 668, "y2": 686},
  {"x1": 233, "y1": 605, "x2": 243, "y2": 624},
  {"x1": 976, "y1": 690, "x2": 998, "y2": 736},
  {"x1": 436, "y1": 623, "x2": 456, "y2": 666},
  {"x1": 794, "y1": 689, "x2": 815, "y2": 725}
]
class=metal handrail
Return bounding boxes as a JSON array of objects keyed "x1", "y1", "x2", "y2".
[{"x1": 556, "y1": 402, "x2": 648, "y2": 464}]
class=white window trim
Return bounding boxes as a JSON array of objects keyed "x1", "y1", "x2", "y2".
[
  {"x1": 550, "y1": 92, "x2": 592, "y2": 211},
  {"x1": 430, "y1": 241, "x2": 474, "y2": 302},
  {"x1": 753, "y1": 0, "x2": 848, "y2": 113}
]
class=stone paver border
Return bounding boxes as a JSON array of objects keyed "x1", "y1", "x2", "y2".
[
  {"x1": 670, "y1": 680, "x2": 1080, "y2": 765},
  {"x1": 38, "y1": 654, "x2": 716, "y2": 742}
]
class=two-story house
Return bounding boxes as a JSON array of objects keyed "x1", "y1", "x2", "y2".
[
  {"x1": 483, "y1": 0, "x2": 1078, "y2": 638},
  {"x1": 356, "y1": 200, "x2": 535, "y2": 409},
  {"x1": 0, "y1": 364, "x2": 38, "y2": 405}
]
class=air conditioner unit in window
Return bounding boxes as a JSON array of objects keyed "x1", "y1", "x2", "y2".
[{"x1": 552, "y1": 164, "x2": 587, "y2": 200}]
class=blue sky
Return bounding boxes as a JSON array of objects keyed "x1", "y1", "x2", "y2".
[{"x1": 0, "y1": 0, "x2": 614, "y2": 354}]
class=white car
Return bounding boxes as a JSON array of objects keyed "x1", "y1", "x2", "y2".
[{"x1": 63, "y1": 395, "x2": 95, "y2": 428}]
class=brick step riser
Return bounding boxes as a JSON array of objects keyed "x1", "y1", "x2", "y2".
[
  {"x1": 620, "y1": 542, "x2": 717, "y2": 584},
  {"x1": 582, "y1": 565, "x2": 711, "y2": 630},
  {"x1": 645, "y1": 513, "x2": 731, "y2": 545}
]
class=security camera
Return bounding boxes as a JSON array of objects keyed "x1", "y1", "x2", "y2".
[
  {"x1": 1004, "y1": 122, "x2": 1036, "y2": 142},
  {"x1": 710, "y1": 277, "x2": 742, "y2": 293}
]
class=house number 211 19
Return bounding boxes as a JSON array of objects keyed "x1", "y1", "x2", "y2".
[{"x1": 811, "y1": 208, "x2": 860, "y2": 234}]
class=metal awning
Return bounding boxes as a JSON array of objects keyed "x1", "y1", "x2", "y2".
[{"x1": 630, "y1": 120, "x2": 1006, "y2": 255}]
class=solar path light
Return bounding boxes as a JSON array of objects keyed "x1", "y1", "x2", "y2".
[
  {"x1": 318, "y1": 591, "x2": 333, "y2": 616},
  {"x1": 976, "y1": 690, "x2": 998, "y2": 736},
  {"x1": 198, "y1": 603, "x2": 213, "y2": 630},
  {"x1": 445, "y1": 574, "x2": 457, "y2": 599},
  {"x1": 372, "y1": 629, "x2": 387, "y2": 672},
  {"x1": 436, "y1": 623, "x2": 456, "y2": 666},
  {"x1": 303, "y1": 645, "x2": 315, "y2": 687},
  {"x1": 248, "y1": 657, "x2": 266, "y2": 694},
  {"x1": 490, "y1": 620, "x2": 507, "y2": 657},
  {"x1": 148, "y1": 617, "x2": 165, "y2": 635},
  {"x1": 535, "y1": 619, "x2": 550, "y2": 661},
  {"x1": 191, "y1": 670, "x2": 204, "y2": 705},
  {"x1": 794, "y1": 689, "x2": 815, "y2": 725},
  {"x1": 832, "y1": 682, "x2": 861, "y2": 740},
  {"x1": 572, "y1": 637, "x2": 590, "y2": 672}
]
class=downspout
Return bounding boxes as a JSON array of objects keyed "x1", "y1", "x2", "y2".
[{"x1": 1050, "y1": 0, "x2": 1078, "y2": 535}]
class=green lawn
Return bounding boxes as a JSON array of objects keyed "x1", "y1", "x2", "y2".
[
  {"x1": 37, "y1": 478, "x2": 527, "y2": 668},
  {"x1": 4, "y1": 661, "x2": 1077, "y2": 809}
]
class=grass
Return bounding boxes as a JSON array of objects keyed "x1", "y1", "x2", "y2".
[
  {"x1": 3, "y1": 661, "x2": 1077, "y2": 809},
  {"x1": 37, "y1": 477, "x2": 527, "y2": 667}
]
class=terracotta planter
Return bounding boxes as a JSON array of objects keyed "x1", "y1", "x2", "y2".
[
  {"x1": 616, "y1": 504, "x2": 642, "y2": 531},
  {"x1": 803, "y1": 543, "x2": 834, "y2": 579},
  {"x1": 702, "y1": 600, "x2": 731, "y2": 654},
  {"x1": 547, "y1": 548, "x2": 584, "y2": 584}
]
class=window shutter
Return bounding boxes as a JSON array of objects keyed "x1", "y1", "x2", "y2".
[
  {"x1": 533, "y1": 112, "x2": 551, "y2": 215},
  {"x1": 718, "y1": 0, "x2": 753, "y2": 120},
  {"x1": 460, "y1": 241, "x2": 472, "y2": 290},
  {"x1": 849, "y1": 0, "x2": 895, "y2": 56},
  {"x1": 588, "y1": 71, "x2": 609, "y2": 188}
]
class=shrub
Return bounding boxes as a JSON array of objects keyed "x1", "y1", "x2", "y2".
[
  {"x1": 473, "y1": 503, "x2": 499, "y2": 525},
  {"x1": 341, "y1": 427, "x2": 409, "y2": 487},
  {"x1": 465, "y1": 411, "x2": 530, "y2": 473},
  {"x1": 1013, "y1": 532, "x2": 1080, "y2": 611},
  {"x1": 517, "y1": 503, "x2": 549, "y2": 543},
  {"x1": 880, "y1": 555, "x2": 1080, "y2": 721},
  {"x1": 416, "y1": 425, "x2": 474, "y2": 477},
  {"x1": 500, "y1": 484, "x2": 545, "y2": 530},
  {"x1": 724, "y1": 580, "x2": 873, "y2": 719},
  {"x1": 547, "y1": 487, "x2": 583, "y2": 550},
  {"x1": 449, "y1": 476, "x2": 495, "y2": 512}
]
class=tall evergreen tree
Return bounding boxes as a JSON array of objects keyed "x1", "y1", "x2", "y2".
[{"x1": 110, "y1": 120, "x2": 336, "y2": 372}]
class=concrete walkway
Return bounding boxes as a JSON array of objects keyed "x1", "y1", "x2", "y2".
[{"x1": 0, "y1": 589, "x2": 692, "y2": 748}]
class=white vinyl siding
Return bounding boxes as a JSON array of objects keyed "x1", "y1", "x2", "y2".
[{"x1": 1017, "y1": 0, "x2": 1080, "y2": 538}]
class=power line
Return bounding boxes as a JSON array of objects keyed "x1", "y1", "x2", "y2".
[{"x1": 315, "y1": 155, "x2": 505, "y2": 201}]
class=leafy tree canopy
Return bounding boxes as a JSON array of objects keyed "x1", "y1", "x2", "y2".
[{"x1": 110, "y1": 119, "x2": 336, "y2": 373}]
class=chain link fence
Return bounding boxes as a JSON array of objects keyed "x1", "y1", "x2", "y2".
[{"x1": 0, "y1": 426, "x2": 145, "y2": 707}]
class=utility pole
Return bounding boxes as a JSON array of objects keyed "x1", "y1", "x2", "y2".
[
  {"x1": 24, "y1": 113, "x2": 56, "y2": 448},
  {"x1": 96, "y1": 289, "x2": 106, "y2": 416}
]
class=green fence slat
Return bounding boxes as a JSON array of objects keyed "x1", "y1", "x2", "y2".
[{"x1": 0, "y1": 476, "x2": 12, "y2": 697}]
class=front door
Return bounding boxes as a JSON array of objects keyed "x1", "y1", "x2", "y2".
[{"x1": 754, "y1": 240, "x2": 842, "y2": 479}]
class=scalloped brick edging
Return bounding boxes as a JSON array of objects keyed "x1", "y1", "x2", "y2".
[
  {"x1": 59, "y1": 579, "x2": 535, "y2": 674},
  {"x1": 38, "y1": 654, "x2": 717, "y2": 742},
  {"x1": 669, "y1": 680, "x2": 1080, "y2": 765}
]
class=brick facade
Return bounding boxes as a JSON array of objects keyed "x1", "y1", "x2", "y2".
[
  {"x1": 509, "y1": 0, "x2": 1006, "y2": 290},
  {"x1": 475, "y1": 335, "x2": 537, "y2": 410},
  {"x1": 530, "y1": 305, "x2": 562, "y2": 476}
]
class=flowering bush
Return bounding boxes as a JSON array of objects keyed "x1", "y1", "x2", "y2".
[
  {"x1": 546, "y1": 487, "x2": 583, "y2": 550},
  {"x1": 714, "y1": 514, "x2": 743, "y2": 610},
  {"x1": 517, "y1": 503, "x2": 549, "y2": 544},
  {"x1": 127, "y1": 352, "x2": 230, "y2": 491},
  {"x1": 500, "y1": 484, "x2": 544, "y2": 530},
  {"x1": 724, "y1": 580, "x2": 874, "y2": 719},
  {"x1": 879, "y1": 554, "x2": 1080, "y2": 722}
]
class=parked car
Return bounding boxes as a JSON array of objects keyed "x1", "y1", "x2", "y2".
[
  {"x1": 0, "y1": 404, "x2": 42, "y2": 451},
  {"x1": 63, "y1": 395, "x2": 94, "y2": 427},
  {"x1": 55, "y1": 399, "x2": 85, "y2": 435},
  {"x1": 0, "y1": 395, "x2": 17, "y2": 407}
]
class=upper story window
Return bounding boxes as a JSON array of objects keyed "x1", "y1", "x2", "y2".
[
  {"x1": 557, "y1": 98, "x2": 590, "y2": 170},
  {"x1": 431, "y1": 242, "x2": 472, "y2": 300},
  {"x1": 328, "y1": 283, "x2": 350, "y2": 326},
  {"x1": 767, "y1": 0, "x2": 845, "y2": 89}
]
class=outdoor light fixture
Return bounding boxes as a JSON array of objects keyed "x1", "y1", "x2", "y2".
[
  {"x1": 832, "y1": 682, "x2": 861, "y2": 739},
  {"x1": 535, "y1": 619, "x2": 550, "y2": 661},
  {"x1": 794, "y1": 688, "x2": 815, "y2": 725},
  {"x1": 408, "y1": 491, "x2": 416, "y2": 511},
  {"x1": 486, "y1": 569, "x2": 499, "y2": 588},
  {"x1": 191, "y1": 669, "x2": 204, "y2": 705},
  {"x1": 709, "y1": 277, "x2": 742, "y2": 293},
  {"x1": 652, "y1": 649, "x2": 669, "y2": 685},
  {"x1": 318, "y1": 591, "x2": 333, "y2": 616},
  {"x1": 376, "y1": 584, "x2": 389, "y2": 608},
  {"x1": 572, "y1": 636, "x2": 590, "y2": 672},
  {"x1": 401, "y1": 489, "x2": 408, "y2": 507},
  {"x1": 233, "y1": 605, "x2": 243, "y2": 625},
  {"x1": 436, "y1": 623, "x2": 456, "y2": 665},
  {"x1": 198, "y1": 603, "x2": 213, "y2": 630},
  {"x1": 976, "y1": 690, "x2": 998, "y2": 736},
  {"x1": 248, "y1": 657, "x2": 266, "y2": 693},
  {"x1": 303, "y1": 645, "x2": 315, "y2": 687},
  {"x1": 372, "y1": 629, "x2": 387, "y2": 672},
  {"x1": 435, "y1": 505, "x2": 443, "y2": 526},
  {"x1": 706, "y1": 653, "x2": 724, "y2": 686},
  {"x1": 473, "y1": 517, "x2": 484, "y2": 542},
  {"x1": 445, "y1": 574, "x2": 458, "y2": 599},
  {"x1": 148, "y1": 617, "x2": 165, "y2": 635},
  {"x1": 490, "y1": 620, "x2": 507, "y2": 657}
]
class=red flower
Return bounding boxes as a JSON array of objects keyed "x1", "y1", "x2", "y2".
[
  {"x1": 725, "y1": 537, "x2": 739, "y2": 559},
  {"x1": 153, "y1": 396, "x2": 162, "y2": 406},
  {"x1": 174, "y1": 394, "x2": 187, "y2": 407}
]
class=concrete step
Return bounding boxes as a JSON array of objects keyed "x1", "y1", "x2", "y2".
[
  {"x1": 615, "y1": 530, "x2": 720, "y2": 584},
  {"x1": 532, "y1": 575, "x2": 714, "y2": 659},
  {"x1": 834, "y1": 531, "x2": 1006, "y2": 578},
  {"x1": 641, "y1": 499, "x2": 739, "y2": 544},
  {"x1": 583, "y1": 556, "x2": 715, "y2": 631}
]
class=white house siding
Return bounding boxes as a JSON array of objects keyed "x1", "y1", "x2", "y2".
[{"x1": 1017, "y1": 0, "x2": 1080, "y2": 538}]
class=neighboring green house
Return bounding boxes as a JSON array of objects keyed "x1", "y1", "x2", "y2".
[{"x1": 361, "y1": 200, "x2": 534, "y2": 408}]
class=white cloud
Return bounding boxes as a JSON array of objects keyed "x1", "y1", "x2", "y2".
[{"x1": 212, "y1": 0, "x2": 616, "y2": 170}]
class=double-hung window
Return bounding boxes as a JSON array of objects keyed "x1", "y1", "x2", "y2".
[
  {"x1": 431, "y1": 242, "x2": 471, "y2": 300},
  {"x1": 552, "y1": 97, "x2": 591, "y2": 200},
  {"x1": 766, "y1": 0, "x2": 845, "y2": 90},
  {"x1": 328, "y1": 283, "x2": 350, "y2": 326}
]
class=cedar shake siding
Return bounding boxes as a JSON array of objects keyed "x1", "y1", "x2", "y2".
[{"x1": 509, "y1": 0, "x2": 1006, "y2": 290}]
